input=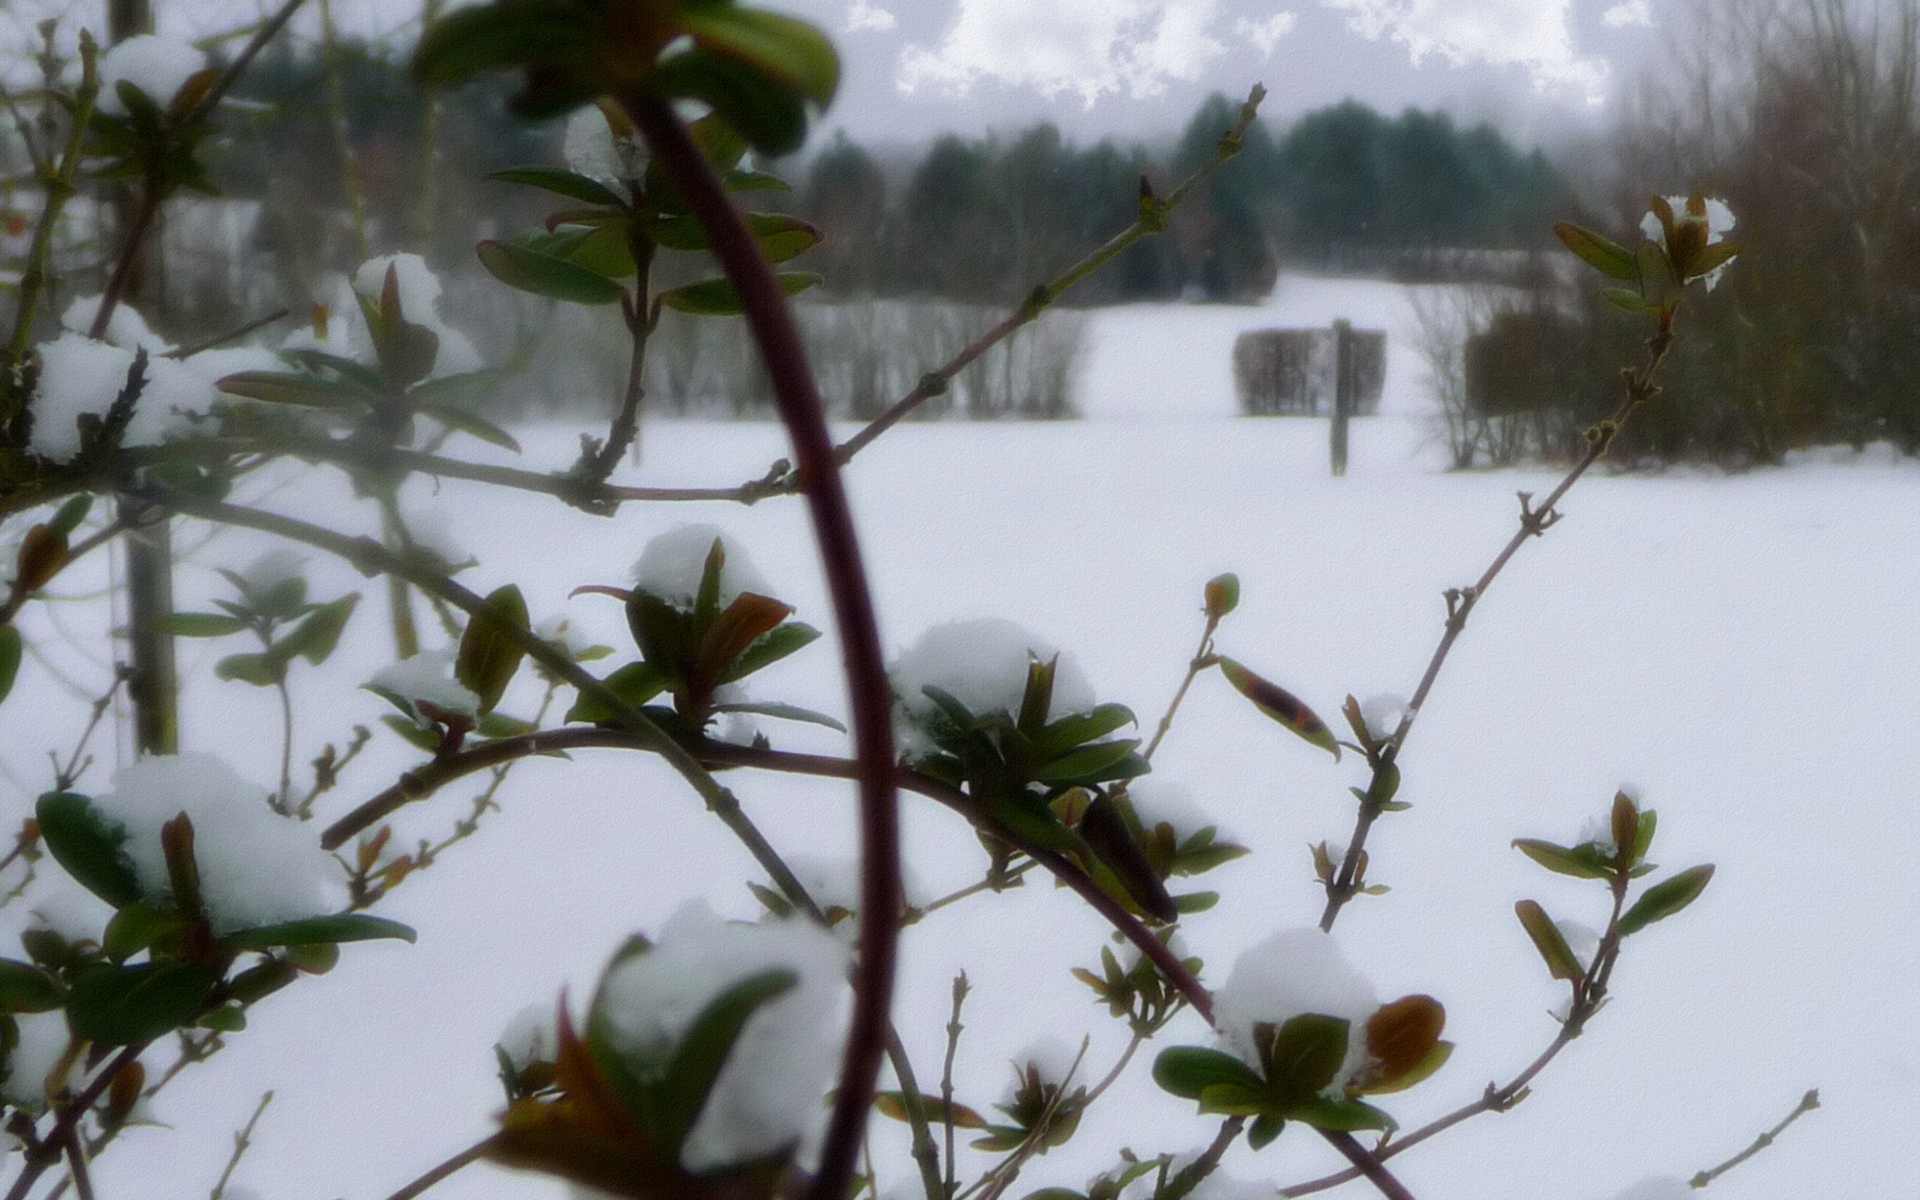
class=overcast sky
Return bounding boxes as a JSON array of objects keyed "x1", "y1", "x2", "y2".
[{"x1": 5, "y1": 0, "x2": 1685, "y2": 150}]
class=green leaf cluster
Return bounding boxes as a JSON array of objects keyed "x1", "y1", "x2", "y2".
[
  {"x1": 489, "y1": 943, "x2": 800, "y2": 1199},
  {"x1": 415, "y1": 0, "x2": 838, "y2": 155},
  {"x1": 1152, "y1": 1017, "x2": 1395, "y2": 1151},
  {"x1": 8, "y1": 793, "x2": 412, "y2": 1053},
  {"x1": 567, "y1": 538, "x2": 832, "y2": 739},
  {"x1": 87, "y1": 67, "x2": 222, "y2": 196},
  {"x1": 481, "y1": 109, "x2": 821, "y2": 318},
  {"x1": 1555, "y1": 193, "x2": 1740, "y2": 317},
  {"x1": 218, "y1": 266, "x2": 514, "y2": 455}
]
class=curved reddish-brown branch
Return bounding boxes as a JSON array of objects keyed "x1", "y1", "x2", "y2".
[{"x1": 620, "y1": 93, "x2": 899, "y2": 1200}]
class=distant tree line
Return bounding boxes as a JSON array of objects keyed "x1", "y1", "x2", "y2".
[{"x1": 795, "y1": 94, "x2": 1579, "y2": 305}]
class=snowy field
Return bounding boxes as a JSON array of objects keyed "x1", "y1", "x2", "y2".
[{"x1": 5, "y1": 274, "x2": 1918, "y2": 1200}]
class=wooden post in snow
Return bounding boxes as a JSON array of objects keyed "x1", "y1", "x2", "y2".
[{"x1": 1330, "y1": 318, "x2": 1353, "y2": 477}]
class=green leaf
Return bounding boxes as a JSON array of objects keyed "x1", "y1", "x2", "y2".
[
  {"x1": 718, "y1": 622, "x2": 821, "y2": 684},
  {"x1": 477, "y1": 711, "x2": 538, "y2": 739},
  {"x1": 215, "y1": 651, "x2": 281, "y2": 687},
  {"x1": 1032, "y1": 739, "x2": 1145, "y2": 786},
  {"x1": 724, "y1": 168, "x2": 789, "y2": 193},
  {"x1": 477, "y1": 239, "x2": 623, "y2": 306},
  {"x1": 1511, "y1": 838, "x2": 1613, "y2": 880},
  {"x1": 656, "y1": 969, "x2": 797, "y2": 1151},
  {"x1": 1553, "y1": 223, "x2": 1640, "y2": 281},
  {"x1": 217, "y1": 370, "x2": 374, "y2": 409},
  {"x1": 221, "y1": 913, "x2": 417, "y2": 950},
  {"x1": 658, "y1": 272, "x2": 821, "y2": 317},
  {"x1": 1689, "y1": 240, "x2": 1741, "y2": 281},
  {"x1": 1170, "y1": 890, "x2": 1219, "y2": 914},
  {"x1": 565, "y1": 223, "x2": 637, "y2": 279},
  {"x1": 1032, "y1": 704, "x2": 1137, "y2": 760},
  {"x1": 874, "y1": 1092, "x2": 988, "y2": 1130},
  {"x1": 1637, "y1": 239, "x2": 1681, "y2": 311},
  {"x1": 67, "y1": 963, "x2": 216, "y2": 1044},
  {"x1": 276, "y1": 593, "x2": 360, "y2": 668},
  {"x1": 457, "y1": 585, "x2": 531, "y2": 714},
  {"x1": 411, "y1": 2, "x2": 598, "y2": 85},
  {"x1": 1216, "y1": 658, "x2": 1340, "y2": 759},
  {"x1": 683, "y1": 7, "x2": 839, "y2": 106},
  {"x1": 567, "y1": 661, "x2": 671, "y2": 725},
  {"x1": 48, "y1": 494, "x2": 94, "y2": 537},
  {"x1": 36, "y1": 792, "x2": 142, "y2": 908},
  {"x1": 646, "y1": 211, "x2": 818, "y2": 262},
  {"x1": 103, "y1": 902, "x2": 177, "y2": 964},
  {"x1": 378, "y1": 713, "x2": 443, "y2": 752},
  {"x1": 1195, "y1": 1080, "x2": 1272, "y2": 1115},
  {"x1": 490, "y1": 166, "x2": 624, "y2": 207},
  {"x1": 1514, "y1": 899, "x2": 1584, "y2": 982},
  {"x1": 653, "y1": 50, "x2": 809, "y2": 157},
  {"x1": 0, "y1": 625, "x2": 20, "y2": 708},
  {"x1": 1152, "y1": 1046, "x2": 1263, "y2": 1101},
  {"x1": 1287, "y1": 1096, "x2": 1395, "y2": 1133},
  {"x1": 1618, "y1": 864, "x2": 1715, "y2": 936},
  {"x1": 157, "y1": 612, "x2": 250, "y2": 638},
  {"x1": 1246, "y1": 1113, "x2": 1286, "y2": 1150},
  {"x1": 197, "y1": 1003, "x2": 247, "y2": 1032},
  {"x1": 709, "y1": 701, "x2": 846, "y2": 733},
  {"x1": 1264, "y1": 1014, "x2": 1350, "y2": 1103},
  {"x1": 279, "y1": 349, "x2": 389, "y2": 393},
  {"x1": 418, "y1": 402, "x2": 522, "y2": 453},
  {"x1": 0, "y1": 959, "x2": 64, "y2": 1013}
]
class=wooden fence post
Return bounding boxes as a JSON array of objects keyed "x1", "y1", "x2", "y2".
[{"x1": 1330, "y1": 318, "x2": 1352, "y2": 477}]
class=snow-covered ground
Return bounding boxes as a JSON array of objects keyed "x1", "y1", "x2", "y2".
[{"x1": 5, "y1": 275, "x2": 1917, "y2": 1199}]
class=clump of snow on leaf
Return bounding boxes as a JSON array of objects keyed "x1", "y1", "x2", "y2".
[
  {"x1": 593, "y1": 901, "x2": 847, "y2": 1172},
  {"x1": 631, "y1": 524, "x2": 771, "y2": 611},
  {"x1": 497, "y1": 1004, "x2": 556, "y2": 1069},
  {"x1": 1640, "y1": 197, "x2": 1737, "y2": 290},
  {"x1": 1214, "y1": 928, "x2": 1379, "y2": 1093},
  {"x1": 564, "y1": 105, "x2": 645, "y2": 184},
  {"x1": 27, "y1": 332, "x2": 217, "y2": 462},
  {"x1": 340, "y1": 254, "x2": 483, "y2": 377},
  {"x1": 1125, "y1": 780, "x2": 1220, "y2": 842},
  {"x1": 89, "y1": 754, "x2": 339, "y2": 934},
  {"x1": 370, "y1": 648, "x2": 480, "y2": 722},
  {"x1": 61, "y1": 295, "x2": 168, "y2": 353},
  {"x1": 96, "y1": 34, "x2": 206, "y2": 116},
  {"x1": 1360, "y1": 692, "x2": 1410, "y2": 741},
  {"x1": 891, "y1": 618, "x2": 1094, "y2": 748}
]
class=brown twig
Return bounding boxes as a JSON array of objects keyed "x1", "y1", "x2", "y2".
[
  {"x1": 1690, "y1": 1089, "x2": 1820, "y2": 1189},
  {"x1": 1158, "y1": 1116, "x2": 1244, "y2": 1200},
  {"x1": 376, "y1": 1135, "x2": 495, "y2": 1200},
  {"x1": 210, "y1": 1090, "x2": 273, "y2": 1200},
  {"x1": 1319, "y1": 327, "x2": 1676, "y2": 931},
  {"x1": 623, "y1": 92, "x2": 901, "y2": 1200},
  {"x1": 1, "y1": 1043, "x2": 146, "y2": 1200}
]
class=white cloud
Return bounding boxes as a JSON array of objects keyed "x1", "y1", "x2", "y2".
[
  {"x1": 1318, "y1": 0, "x2": 1610, "y2": 104},
  {"x1": 847, "y1": 0, "x2": 898, "y2": 32},
  {"x1": 1602, "y1": 0, "x2": 1653, "y2": 28},
  {"x1": 1236, "y1": 12, "x2": 1299, "y2": 58},
  {"x1": 898, "y1": 0, "x2": 1229, "y2": 107}
]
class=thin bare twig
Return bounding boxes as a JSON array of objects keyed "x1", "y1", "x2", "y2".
[
  {"x1": 376, "y1": 1136, "x2": 494, "y2": 1200},
  {"x1": 1320, "y1": 327, "x2": 1676, "y2": 931},
  {"x1": 210, "y1": 1090, "x2": 273, "y2": 1200},
  {"x1": 1690, "y1": 1089, "x2": 1820, "y2": 1188}
]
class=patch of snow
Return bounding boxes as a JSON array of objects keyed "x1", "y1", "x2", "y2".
[
  {"x1": 20, "y1": 871, "x2": 114, "y2": 945},
  {"x1": 1360, "y1": 692, "x2": 1409, "y2": 741},
  {"x1": 1125, "y1": 780, "x2": 1220, "y2": 842},
  {"x1": 1555, "y1": 919, "x2": 1600, "y2": 971},
  {"x1": 348, "y1": 255, "x2": 483, "y2": 378},
  {"x1": 891, "y1": 618, "x2": 1095, "y2": 745},
  {"x1": 26, "y1": 333, "x2": 213, "y2": 460},
  {"x1": 631, "y1": 524, "x2": 772, "y2": 611},
  {"x1": 60, "y1": 296, "x2": 170, "y2": 353},
  {"x1": 96, "y1": 34, "x2": 206, "y2": 117},
  {"x1": 593, "y1": 901, "x2": 847, "y2": 1172},
  {"x1": 497, "y1": 1003, "x2": 555, "y2": 1069},
  {"x1": 0, "y1": 1012, "x2": 70, "y2": 1110},
  {"x1": 563, "y1": 106, "x2": 644, "y2": 185},
  {"x1": 369, "y1": 648, "x2": 480, "y2": 722},
  {"x1": 88, "y1": 754, "x2": 339, "y2": 935},
  {"x1": 1213, "y1": 928, "x2": 1379, "y2": 1093},
  {"x1": 1603, "y1": 1177, "x2": 1691, "y2": 1200},
  {"x1": 236, "y1": 548, "x2": 306, "y2": 593}
]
